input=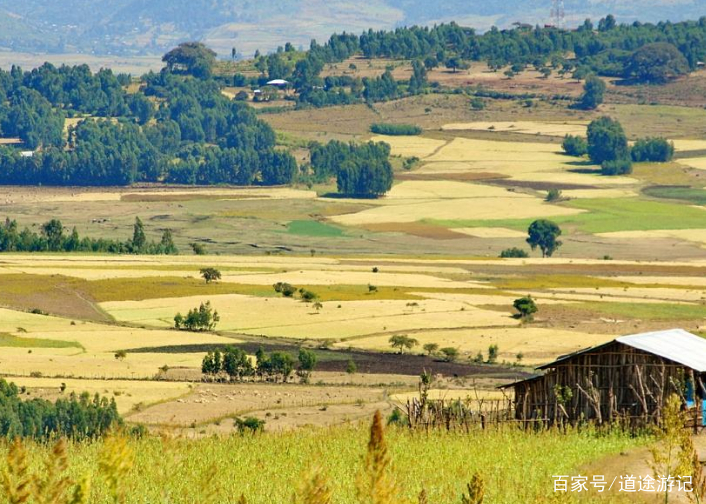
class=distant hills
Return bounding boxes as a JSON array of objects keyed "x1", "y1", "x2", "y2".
[{"x1": 1, "y1": 0, "x2": 705, "y2": 58}]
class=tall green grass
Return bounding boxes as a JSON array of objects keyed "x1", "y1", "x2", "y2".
[{"x1": 0, "y1": 424, "x2": 642, "y2": 504}]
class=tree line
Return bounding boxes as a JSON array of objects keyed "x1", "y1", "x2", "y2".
[
  {"x1": 201, "y1": 346, "x2": 318, "y2": 383},
  {"x1": 0, "y1": 217, "x2": 178, "y2": 254},
  {"x1": 244, "y1": 16, "x2": 706, "y2": 110},
  {"x1": 0, "y1": 379, "x2": 122, "y2": 440}
]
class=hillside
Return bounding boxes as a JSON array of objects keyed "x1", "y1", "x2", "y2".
[{"x1": 1, "y1": 0, "x2": 706, "y2": 58}]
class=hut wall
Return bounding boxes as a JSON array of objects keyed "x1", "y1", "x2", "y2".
[{"x1": 514, "y1": 342, "x2": 705, "y2": 426}]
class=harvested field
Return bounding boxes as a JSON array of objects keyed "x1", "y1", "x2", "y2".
[
  {"x1": 442, "y1": 121, "x2": 588, "y2": 137},
  {"x1": 342, "y1": 327, "x2": 613, "y2": 365},
  {"x1": 597, "y1": 229, "x2": 706, "y2": 248},
  {"x1": 10, "y1": 377, "x2": 191, "y2": 414},
  {"x1": 676, "y1": 156, "x2": 706, "y2": 171},
  {"x1": 357, "y1": 222, "x2": 467, "y2": 240},
  {"x1": 127, "y1": 382, "x2": 388, "y2": 427},
  {"x1": 102, "y1": 294, "x2": 514, "y2": 339},
  {"x1": 452, "y1": 227, "x2": 527, "y2": 238}
]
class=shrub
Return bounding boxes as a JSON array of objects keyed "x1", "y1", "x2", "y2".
[
  {"x1": 470, "y1": 97, "x2": 485, "y2": 110},
  {"x1": 200, "y1": 267, "x2": 221, "y2": 284},
  {"x1": 299, "y1": 289, "x2": 318, "y2": 302},
  {"x1": 562, "y1": 135, "x2": 588, "y2": 156},
  {"x1": 274, "y1": 282, "x2": 297, "y2": 297},
  {"x1": 487, "y1": 344, "x2": 499, "y2": 364},
  {"x1": 500, "y1": 248, "x2": 529, "y2": 258},
  {"x1": 235, "y1": 417, "x2": 265, "y2": 434},
  {"x1": 545, "y1": 188, "x2": 563, "y2": 202},
  {"x1": 370, "y1": 123, "x2": 422, "y2": 136},
  {"x1": 631, "y1": 137, "x2": 674, "y2": 162},
  {"x1": 191, "y1": 242, "x2": 207, "y2": 255},
  {"x1": 601, "y1": 158, "x2": 633, "y2": 176},
  {"x1": 513, "y1": 296, "x2": 538, "y2": 320},
  {"x1": 440, "y1": 347, "x2": 459, "y2": 362},
  {"x1": 346, "y1": 359, "x2": 357, "y2": 374}
]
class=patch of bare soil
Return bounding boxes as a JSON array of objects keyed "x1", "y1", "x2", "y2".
[
  {"x1": 127, "y1": 383, "x2": 388, "y2": 427},
  {"x1": 357, "y1": 222, "x2": 467, "y2": 240},
  {"x1": 581, "y1": 444, "x2": 697, "y2": 503},
  {"x1": 522, "y1": 304, "x2": 706, "y2": 337}
]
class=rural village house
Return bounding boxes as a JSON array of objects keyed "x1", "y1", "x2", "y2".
[{"x1": 503, "y1": 329, "x2": 706, "y2": 428}]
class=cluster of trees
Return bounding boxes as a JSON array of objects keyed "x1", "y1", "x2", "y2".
[
  {"x1": 563, "y1": 117, "x2": 674, "y2": 175},
  {"x1": 370, "y1": 123, "x2": 422, "y2": 136},
  {"x1": 202, "y1": 346, "x2": 317, "y2": 383},
  {"x1": 0, "y1": 379, "x2": 121, "y2": 440},
  {"x1": 310, "y1": 140, "x2": 394, "y2": 198},
  {"x1": 174, "y1": 301, "x2": 220, "y2": 331},
  {"x1": 0, "y1": 217, "x2": 177, "y2": 254},
  {"x1": 0, "y1": 48, "x2": 297, "y2": 187}
]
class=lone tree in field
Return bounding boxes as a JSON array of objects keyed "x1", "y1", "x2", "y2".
[
  {"x1": 513, "y1": 296, "x2": 538, "y2": 321},
  {"x1": 577, "y1": 75, "x2": 605, "y2": 110},
  {"x1": 389, "y1": 335, "x2": 418, "y2": 354},
  {"x1": 200, "y1": 267, "x2": 222, "y2": 284},
  {"x1": 526, "y1": 220, "x2": 562, "y2": 257}
]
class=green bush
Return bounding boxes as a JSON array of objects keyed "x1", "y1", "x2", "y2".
[
  {"x1": 601, "y1": 158, "x2": 633, "y2": 176},
  {"x1": 370, "y1": 123, "x2": 422, "y2": 136},
  {"x1": 562, "y1": 135, "x2": 588, "y2": 156},
  {"x1": 500, "y1": 248, "x2": 529, "y2": 258},
  {"x1": 631, "y1": 137, "x2": 674, "y2": 162}
]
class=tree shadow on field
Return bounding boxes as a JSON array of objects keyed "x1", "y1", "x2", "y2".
[{"x1": 566, "y1": 160, "x2": 601, "y2": 175}]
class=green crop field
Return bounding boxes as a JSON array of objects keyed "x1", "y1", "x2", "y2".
[
  {"x1": 287, "y1": 220, "x2": 346, "y2": 237},
  {"x1": 0, "y1": 422, "x2": 642, "y2": 504}
]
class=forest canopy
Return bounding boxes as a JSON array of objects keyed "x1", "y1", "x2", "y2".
[{"x1": 0, "y1": 56, "x2": 297, "y2": 187}]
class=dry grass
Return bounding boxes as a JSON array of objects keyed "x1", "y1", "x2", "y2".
[
  {"x1": 10, "y1": 377, "x2": 191, "y2": 414},
  {"x1": 442, "y1": 121, "x2": 588, "y2": 137},
  {"x1": 102, "y1": 293, "x2": 512, "y2": 339},
  {"x1": 342, "y1": 327, "x2": 612, "y2": 365}
]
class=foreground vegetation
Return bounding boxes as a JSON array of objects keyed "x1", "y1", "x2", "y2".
[{"x1": 0, "y1": 413, "x2": 642, "y2": 504}]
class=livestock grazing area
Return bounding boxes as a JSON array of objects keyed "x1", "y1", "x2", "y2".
[{"x1": 4, "y1": 106, "x2": 706, "y2": 502}]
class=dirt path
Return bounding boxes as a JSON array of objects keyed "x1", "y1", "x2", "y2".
[{"x1": 580, "y1": 436, "x2": 706, "y2": 503}]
